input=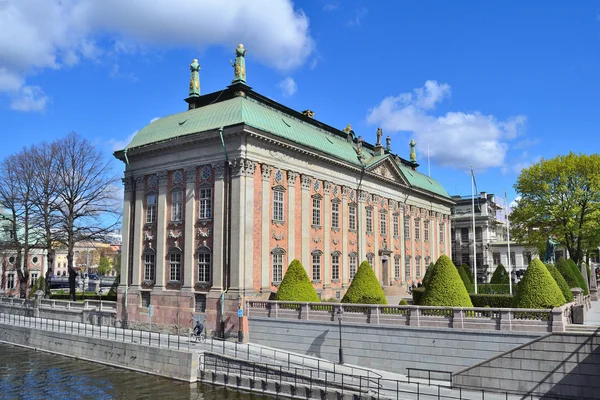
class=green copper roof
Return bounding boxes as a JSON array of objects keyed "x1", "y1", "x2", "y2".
[{"x1": 123, "y1": 95, "x2": 450, "y2": 199}]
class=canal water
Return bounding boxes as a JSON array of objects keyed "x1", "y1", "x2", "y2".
[{"x1": 0, "y1": 343, "x2": 270, "y2": 400}]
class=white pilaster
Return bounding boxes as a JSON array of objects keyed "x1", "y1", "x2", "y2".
[
  {"x1": 229, "y1": 158, "x2": 246, "y2": 290},
  {"x1": 183, "y1": 167, "x2": 196, "y2": 289},
  {"x1": 244, "y1": 160, "x2": 256, "y2": 292},
  {"x1": 155, "y1": 171, "x2": 168, "y2": 288},
  {"x1": 132, "y1": 176, "x2": 145, "y2": 287},
  {"x1": 260, "y1": 164, "x2": 271, "y2": 290},
  {"x1": 301, "y1": 174, "x2": 311, "y2": 273},
  {"x1": 358, "y1": 191, "x2": 366, "y2": 262},
  {"x1": 119, "y1": 177, "x2": 133, "y2": 287},
  {"x1": 341, "y1": 189, "x2": 349, "y2": 286},
  {"x1": 287, "y1": 172, "x2": 297, "y2": 263},
  {"x1": 323, "y1": 182, "x2": 331, "y2": 287},
  {"x1": 211, "y1": 163, "x2": 226, "y2": 291}
]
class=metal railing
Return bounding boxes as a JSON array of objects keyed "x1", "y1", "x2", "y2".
[
  {"x1": 0, "y1": 296, "x2": 116, "y2": 312},
  {"x1": 407, "y1": 368, "x2": 452, "y2": 385}
]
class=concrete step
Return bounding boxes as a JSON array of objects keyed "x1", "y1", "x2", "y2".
[{"x1": 565, "y1": 324, "x2": 600, "y2": 333}]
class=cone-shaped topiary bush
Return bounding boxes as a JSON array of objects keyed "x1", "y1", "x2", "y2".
[
  {"x1": 421, "y1": 255, "x2": 473, "y2": 307},
  {"x1": 545, "y1": 263, "x2": 574, "y2": 303},
  {"x1": 490, "y1": 263, "x2": 510, "y2": 284},
  {"x1": 556, "y1": 258, "x2": 579, "y2": 290},
  {"x1": 457, "y1": 264, "x2": 474, "y2": 293},
  {"x1": 276, "y1": 259, "x2": 320, "y2": 302},
  {"x1": 513, "y1": 259, "x2": 566, "y2": 309},
  {"x1": 567, "y1": 259, "x2": 589, "y2": 295},
  {"x1": 422, "y1": 263, "x2": 437, "y2": 288},
  {"x1": 460, "y1": 263, "x2": 474, "y2": 284},
  {"x1": 342, "y1": 261, "x2": 387, "y2": 304}
]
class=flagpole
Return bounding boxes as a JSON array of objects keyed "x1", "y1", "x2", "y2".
[
  {"x1": 471, "y1": 166, "x2": 478, "y2": 294},
  {"x1": 505, "y1": 190, "x2": 512, "y2": 295}
]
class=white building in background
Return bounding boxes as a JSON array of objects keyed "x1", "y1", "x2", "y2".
[{"x1": 450, "y1": 192, "x2": 536, "y2": 283}]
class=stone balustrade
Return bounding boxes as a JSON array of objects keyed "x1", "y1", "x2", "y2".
[{"x1": 246, "y1": 300, "x2": 574, "y2": 333}]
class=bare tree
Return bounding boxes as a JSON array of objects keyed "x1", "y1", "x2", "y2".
[{"x1": 54, "y1": 133, "x2": 121, "y2": 300}]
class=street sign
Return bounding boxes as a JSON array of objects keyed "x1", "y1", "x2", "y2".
[
  {"x1": 237, "y1": 309, "x2": 243, "y2": 317},
  {"x1": 148, "y1": 305, "x2": 154, "y2": 317}
]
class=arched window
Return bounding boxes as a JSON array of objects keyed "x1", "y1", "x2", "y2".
[
  {"x1": 171, "y1": 189, "x2": 183, "y2": 222},
  {"x1": 169, "y1": 247, "x2": 182, "y2": 281},
  {"x1": 143, "y1": 249, "x2": 156, "y2": 282},
  {"x1": 197, "y1": 246, "x2": 212, "y2": 283}
]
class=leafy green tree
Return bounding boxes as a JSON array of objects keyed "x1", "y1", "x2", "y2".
[
  {"x1": 421, "y1": 255, "x2": 473, "y2": 307},
  {"x1": 97, "y1": 256, "x2": 111, "y2": 276},
  {"x1": 490, "y1": 263, "x2": 510, "y2": 284},
  {"x1": 567, "y1": 259, "x2": 588, "y2": 295},
  {"x1": 545, "y1": 263, "x2": 574, "y2": 303},
  {"x1": 457, "y1": 265, "x2": 474, "y2": 293},
  {"x1": 513, "y1": 259, "x2": 566, "y2": 309},
  {"x1": 342, "y1": 261, "x2": 387, "y2": 304},
  {"x1": 510, "y1": 152, "x2": 600, "y2": 264},
  {"x1": 275, "y1": 259, "x2": 320, "y2": 302}
]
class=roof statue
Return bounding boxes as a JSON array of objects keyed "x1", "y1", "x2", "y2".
[
  {"x1": 386, "y1": 136, "x2": 391, "y2": 151},
  {"x1": 231, "y1": 44, "x2": 247, "y2": 84},
  {"x1": 189, "y1": 59, "x2": 200, "y2": 97},
  {"x1": 409, "y1": 139, "x2": 417, "y2": 163},
  {"x1": 376, "y1": 128, "x2": 383, "y2": 147},
  {"x1": 343, "y1": 123, "x2": 352, "y2": 133},
  {"x1": 357, "y1": 136, "x2": 363, "y2": 156}
]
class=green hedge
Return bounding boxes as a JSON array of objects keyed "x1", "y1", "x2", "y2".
[
  {"x1": 422, "y1": 263, "x2": 437, "y2": 288},
  {"x1": 556, "y1": 258, "x2": 580, "y2": 290},
  {"x1": 478, "y1": 284, "x2": 514, "y2": 294},
  {"x1": 342, "y1": 261, "x2": 387, "y2": 304},
  {"x1": 276, "y1": 259, "x2": 320, "y2": 302},
  {"x1": 490, "y1": 263, "x2": 510, "y2": 284},
  {"x1": 421, "y1": 255, "x2": 473, "y2": 307},
  {"x1": 461, "y1": 263, "x2": 474, "y2": 284},
  {"x1": 513, "y1": 259, "x2": 566, "y2": 309},
  {"x1": 470, "y1": 294, "x2": 513, "y2": 308},
  {"x1": 412, "y1": 287, "x2": 425, "y2": 305},
  {"x1": 567, "y1": 259, "x2": 589, "y2": 295},
  {"x1": 457, "y1": 265, "x2": 474, "y2": 293},
  {"x1": 546, "y1": 263, "x2": 574, "y2": 302}
]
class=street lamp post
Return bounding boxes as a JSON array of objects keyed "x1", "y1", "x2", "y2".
[
  {"x1": 237, "y1": 294, "x2": 243, "y2": 343},
  {"x1": 337, "y1": 308, "x2": 344, "y2": 364}
]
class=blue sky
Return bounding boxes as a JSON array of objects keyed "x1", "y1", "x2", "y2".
[{"x1": 1, "y1": 1, "x2": 599, "y2": 204}]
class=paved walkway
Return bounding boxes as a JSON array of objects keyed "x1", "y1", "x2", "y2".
[{"x1": 584, "y1": 298, "x2": 600, "y2": 326}]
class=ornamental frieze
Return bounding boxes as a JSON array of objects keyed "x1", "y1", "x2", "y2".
[
  {"x1": 272, "y1": 230, "x2": 284, "y2": 241},
  {"x1": 197, "y1": 227, "x2": 211, "y2": 238}
]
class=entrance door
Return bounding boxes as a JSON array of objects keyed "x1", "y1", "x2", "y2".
[{"x1": 381, "y1": 258, "x2": 389, "y2": 286}]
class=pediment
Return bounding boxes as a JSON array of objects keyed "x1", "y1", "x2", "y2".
[{"x1": 366, "y1": 157, "x2": 409, "y2": 186}]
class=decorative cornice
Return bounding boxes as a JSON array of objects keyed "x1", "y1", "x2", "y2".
[
  {"x1": 261, "y1": 163, "x2": 272, "y2": 181},
  {"x1": 287, "y1": 171, "x2": 298, "y2": 186},
  {"x1": 301, "y1": 174, "x2": 312, "y2": 190},
  {"x1": 323, "y1": 181, "x2": 331, "y2": 195},
  {"x1": 245, "y1": 160, "x2": 257, "y2": 177}
]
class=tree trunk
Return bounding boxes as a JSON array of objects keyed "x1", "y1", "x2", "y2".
[{"x1": 44, "y1": 249, "x2": 55, "y2": 298}]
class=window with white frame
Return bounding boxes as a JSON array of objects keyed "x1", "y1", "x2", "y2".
[
  {"x1": 199, "y1": 188, "x2": 212, "y2": 219},
  {"x1": 424, "y1": 220, "x2": 429, "y2": 241},
  {"x1": 366, "y1": 208, "x2": 373, "y2": 233},
  {"x1": 349, "y1": 254, "x2": 357, "y2": 280},
  {"x1": 405, "y1": 256, "x2": 411, "y2": 281},
  {"x1": 331, "y1": 201, "x2": 340, "y2": 229},
  {"x1": 393, "y1": 214, "x2": 399, "y2": 237},
  {"x1": 367, "y1": 253, "x2": 374, "y2": 266},
  {"x1": 510, "y1": 252, "x2": 516, "y2": 266},
  {"x1": 312, "y1": 197, "x2": 321, "y2": 226},
  {"x1": 312, "y1": 253, "x2": 321, "y2": 281},
  {"x1": 272, "y1": 253, "x2": 283, "y2": 283},
  {"x1": 331, "y1": 253, "x2": 340, "y2": 280},
  {"x1": 415, "y1": 218, "x2": 420, "y2": 241},
  {"x1": 348, "y1": 205, "x2": 357, "y2": 230},
  {"x1": 380, "y1": 211, "x2": 387, "y2": 236},
  {"x1": 416, "y1": 256, "x2": 422, "y2": 277},
  {"x1": 394, "y1": 256, "x2": 400, "y2": 279},
  {"x1": 273, "y1": 190, "x2": 284, "y2": 222},
  {"x1": 439, "y1": 222, "x2": 445, "y2": 243},
  {"x1": 144, "y1": 252, "x2": 156, "y2": 281},
  {"x1": 7, "y1": 272, "x2": 15, "y2": 289},
  {"x1": 404, "y1": 216, "x2": 410, "y2": 239},
  {"x1": 171, "y1": 190, "x2": 183, "y2": 221},
  {"x1": 146, "y1": 194, "x2": 157, "y2": 223},
  {"x1": 30, "y1": 272, "x2": 38, "y2": 287},
  {"x1": 197, "y1": 251, "x2": 211, "y2": 282},
  {"x1": 169, "y1": 250, "x2": 181, "y2": 281},
  {"x1": 493, "y1": 252, "x2": 501, "y2": 266}
]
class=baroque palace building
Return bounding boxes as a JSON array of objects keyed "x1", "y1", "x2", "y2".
[{"x1": 114, "y1": 45, "x2": 454, "y2": 335}]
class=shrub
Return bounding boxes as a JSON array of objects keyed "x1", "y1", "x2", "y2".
[
  {"x1": 461, "y1": 263, "x2": 474, "y2": 284},
  {"x1": 470, "y1": 294, "x2": 513, "y2": 308},
  {"x1": 478, "y1": 284, "x2": 514, "y2": 294},
  {"x1": 421, "y1": 255, "x2": 473, "y2": 307},
  {"x1": 28, "y1": 276, "x2": 46, "y2": 299},
  {"x1": 412, "y1": 287, "x2": 425, "y2": 305},
  {"x1": 545, "y1": 264, "x2": 574, "y2": 303},
  {"x1": 490, "y1": 263, "x2": 510, "y2": 284},
  {"x1": 399, "y1": 299, "x2": 408, "y2": 306},
  {"x1": 276, "y1": 259, "x2": 320, "y2": 302},
  {"x1": 457, "y1": 265, "x2": 474, "y2": 293},
  {"x1": 556, "y1": 258, "x2": 580, "y2": 290},
  {"x1": 567, "y1": 259, "x2": 589, "y2": 295},
  {"x1": 342, "y1": 261, "x2": 387, "y2": 304},
  {"x1": 513, "y1": 259, "x2": 566, "y2": 309},
  {"x1": 422, "y1": 262, "x2": 437, "y2": 288}
]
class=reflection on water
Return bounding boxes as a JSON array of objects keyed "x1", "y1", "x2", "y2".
[{"x1": 0, "y1": 343, "x2": 270, "y2": 400}]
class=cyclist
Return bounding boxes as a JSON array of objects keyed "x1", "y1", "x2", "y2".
[{"x1": 192, "y1": 320, "x2": 204, "y2": 341}]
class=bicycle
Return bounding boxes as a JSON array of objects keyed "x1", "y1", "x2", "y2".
[{"x1": 189, "y1": 328, "x2": 206, "y2": 344}]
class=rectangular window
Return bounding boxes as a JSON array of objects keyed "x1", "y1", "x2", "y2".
[
  {"x1": 30, "y1": 272, "x2": 38, "y2": 287},
  {"x1": 415, "y1": 219, "x2": 420, "y2": 241},
  {"x1": 510, "y1": 252, "x2": 516, "y2": 266},
  {"x1": 439, "y1": 222, "x2": 445, "y2": 244},
  {"x1": 199, "y1": 188, "x2": 212, "y2": 219},
  {"x1": 380, "y1": 213, "x2": 387, "y2": 236},
  {"x1": 349, "y1": 205, "x2": 357, "y2": 231},
  {"x1": 144, "y1": 253, "x2": 156, "y2": 281},
  {"x1": 312, "y1": 198, "x2": 321, "y2": 226},
  {"x1": 141, "y1": 292, "x2": 151, "y2": 308},
  {"x1": 349, "y1": 255, "x2": 357, "y2": 280},
  {"x1": 366, "y1": 208, "x2": 373, "y2": 233},
  {"x1": 272, "y1": 254, "x2": 283, "y2": 282},
  {"x1": 312, "y1": 254, "x2": 321, "y2": 281},
  {"x1": 405, "y1": 256, "x2": 411, "y2": 281},
  {"x1": 367, "y1": 254, "x2": 374, "y2": 266},
  {"x1": 523, "y1": 251, "x2": 532, "y2": 265},
  {"x1": 195, "y1": 294, "x2": 207, "y2": 313},
  {"x1": 424, "y1": 220, "x2": 429, "y2": 242},
  {"x1": 393, "y1": 215, "x2": 399, "y2": 237},
  {"x1": 331, "y1": 202, "x2": 339, "y2": 229},
  {"x1": 404, "y1": 217, "x2": 410, "y2": 239},
  {"x1": 198, "y1": 253, "x2": 211, "y2": 282},
  {"x1": 171, "y1": 190, "x2": 183, "y2": 221},
  {"x1": 273, "y1": 190, "x2": 284, "y2": 222},
  {"x1": 331, "y1": 255, "x2": 340, "y2": 280},
  {"x1": 476, "y1": 253, "x2": 484, "y2": 268},
  {"x1": 475, "y1": 227, "x2": 482, "y2": 241},
  {"x1": 169, "y1": 252, "x2": 181, "y2": 281},
  {"x1": 146, "y1": 194, "x2": 157, "y2": 223},
  {"x1": 461, "y1": 228, "x2": 469, "y2": 242},
  {"x1": 394, "y1": 257, "x2": 400, "y2": 279},
  {"x1": 493, "y1": 252, "x2": 501, "y2": 266},
  {"x1": 416, "y1": 256, "x2": 422, "y2": 278}
]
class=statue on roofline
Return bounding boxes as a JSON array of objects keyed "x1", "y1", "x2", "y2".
[
  {"x1": 409, "y1": 139, "x2": 417, "y2": 163},
  {"x1": 231, "y1": 44, "x2": 247, "y2": 84},
  {"x1": 189, "y1": 59, "x2": 200, "y2": 97}
]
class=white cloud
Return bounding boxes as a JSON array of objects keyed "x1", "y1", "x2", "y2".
[
  {"x1": 10, "y1": 85, "x2": 49, "y2": 112},
  {"x1": 109, "y1": 117, "x2": 161, "y2": 151},
  {"x1": 366, "y1": 80, "x2": 527, "y2": 170},
  {"x1": 277, "y1": 77, "x2": 297, "y2": 96},
  {"x1": 0, "y1": 0, "x2": 315, "y2": 110}
]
